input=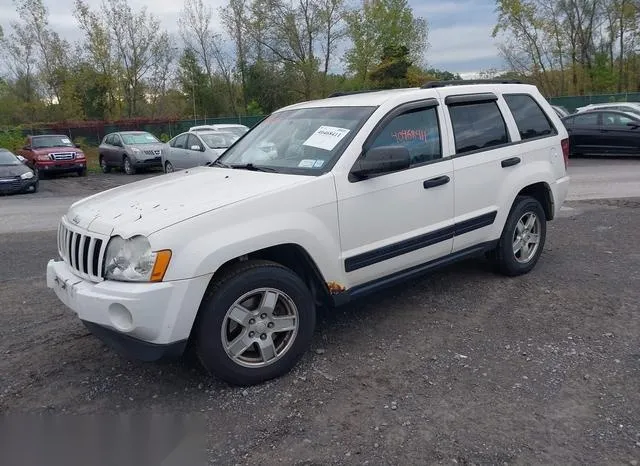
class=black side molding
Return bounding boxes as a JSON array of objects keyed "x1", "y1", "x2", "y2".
[
  {"x1": 335, "y1": 241, "x2": 499, "y2": 304},
  {"x1": 344, "y1": 210, "x2": 498, "y2": 272}
]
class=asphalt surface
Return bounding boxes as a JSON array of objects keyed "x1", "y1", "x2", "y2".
[{"x1": 0, "y1": 159, "x2": 639, "y2": 465}]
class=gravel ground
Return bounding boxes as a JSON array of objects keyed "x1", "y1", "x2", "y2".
[{"x1": 0, "y1": 192, "x2": 638, "y2": 464}]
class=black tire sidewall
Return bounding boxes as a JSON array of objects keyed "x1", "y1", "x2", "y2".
[
  {"x1": 498, "y1": 197, "x2": 547, "y2": 276},
  {"x1": 196, "y1": 265, "x2": 316, "y2": 385}
]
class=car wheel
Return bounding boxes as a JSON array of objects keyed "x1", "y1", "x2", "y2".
[
  {"x1": 195, "y1": 260, "x2": 316, "y2": 386},
  {"x1": 100, "y1": 156, "x2": 111, "y2": 173},
  {"x1": 77, "y1": 167, "x2": 87, "y2": 177},
  {"x1": 165, "y1": 161, "x2": 174, "y2": 173},
  {"x1": 123, "y1": 156, "x2": 136, "y2": 175},
  {"x1": 35, "y1": 166, "x2": 46, "y2": 179},
  {"x1": 491, "y1": 196, "x2": 547, "y2": 276}
]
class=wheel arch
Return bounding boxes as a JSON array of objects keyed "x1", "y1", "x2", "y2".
[{"x1": 516, "y1": 181, "x2": 554, "y2": 220}]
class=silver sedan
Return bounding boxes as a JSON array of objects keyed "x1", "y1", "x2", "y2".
[{"x1": 162, "y1": 131, "x2": 239, "y2": 173}]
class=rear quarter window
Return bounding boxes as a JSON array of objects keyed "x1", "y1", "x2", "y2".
[{"x1": 504, "y1": 94, "x2": 556, "y2": 140}]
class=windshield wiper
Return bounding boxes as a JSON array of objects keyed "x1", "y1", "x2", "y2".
[
  {"x1": 209, "y1": 160, "x2": 233, "y2": 168},
  {"x1": 230, "y1": 163, "x2": 277, "y2": 172}
]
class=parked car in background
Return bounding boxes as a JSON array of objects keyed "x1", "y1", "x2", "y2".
[
  {"x1": 575, "y1": 102, "x2": 640, "y2": 115},
  {"x1": 189, "y1": 124, "x2": 250, "y2": 137},
  {"x1": 551, "y1": 105, "x2": 570, "y2": 118},
  {"x1": 562, "y1": 109, "x2": 640, "y2": 156},
  {"x1": 0, "y1": 148, "x2": 38, "y2": 194},
  {"x1": 98, "y1": 131, "x2": 164, "y2": 175},
  {"x1": 17, "y1": 134, "x2": 86, "y2": 178},
  {"x1": 162, "y1": 131, "x2": 239, "y2": 173}
]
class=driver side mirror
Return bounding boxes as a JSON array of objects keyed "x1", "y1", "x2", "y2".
[
  {"x1": 17, "y1": 155, "x2": 27, "y2": 164},
  {"x1": 350, "y1": 145, "x2": 411, "y2": 180}
]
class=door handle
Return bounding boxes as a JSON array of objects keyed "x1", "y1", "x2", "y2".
[
  {"x1": 423, "y1": 175, "x2": 450, "y2": 189},
  {"x1": 501, "y1": 157, "x2": 521, "y2": 168}
]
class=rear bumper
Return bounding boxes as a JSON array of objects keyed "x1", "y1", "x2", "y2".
[{"x1": 553, "y1": 175, "x2": 570, "y2": 217}]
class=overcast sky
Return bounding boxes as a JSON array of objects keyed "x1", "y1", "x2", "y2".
[{"x1": 0, "y1": 0, "x2": 504, "y2": 76}]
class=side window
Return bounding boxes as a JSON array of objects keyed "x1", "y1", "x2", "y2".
[
  {"x1": 573, "y1": 113, "x2": 599, "y2": 126},
  {"x1": 112, "y1": 135, "x2": 122, "y2": 147},
  {"x1": 174, "y1": 134, "x2": 187, "y2": 149},
  {"x1": 504, "y1": 94, "x2": 556, "y2": 140},
  {"x1": 448, "y1": 101, "x2": 509, "y2": 154},
  {"x1": 187, "y1": 134, "x2": 202, "y2": 150},
  {"x1": 369, "y1": 106, "x2": 441, "y2": 166},
  {"x1": 602, "y1": 112, "x2": 635, "y2": 126},
  {"x1": 103, "y1": 135, "x2": 111, "y2": 145}
]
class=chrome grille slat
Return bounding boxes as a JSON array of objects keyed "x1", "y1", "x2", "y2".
[{"x1": 57, "y1": 220, "x2": 108, "y2": 282}]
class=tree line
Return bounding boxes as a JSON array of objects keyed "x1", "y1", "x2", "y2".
[
  {"x1": 493, "y1": 0, "x2": 640, "y2": 96},
  {"x1": 0, "y1": 0, "x2": 458, "y2": 126}
]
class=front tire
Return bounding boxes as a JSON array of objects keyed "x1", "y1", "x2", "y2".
[
  {"x1": 195, "y1": 260, "x2": 316, "y2": 386},
  {"x1": 491, "y1": 196, "x2": 547, "y2": 276},
  {"x1": 77, "y1": 167, "x2": 87, "y2": 177},
  {"x1": 100, "y1": 156, "x2": 111, "y2": 173},
  {"x1": 164, "y1": 161, "x2": 174, "y2": 173},
  {"x1": 123, "y1": 156, "x2": 136, "y2": 175}
]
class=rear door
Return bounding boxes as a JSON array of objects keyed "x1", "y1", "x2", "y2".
[
  {"x1": 564, "y1": 112, "x2": 601, "y2": 155},
  {"x1": 443, "y1": 91, "x2": 515, "y2": 252},
  {"x1": 185, "y1": 134, "x2": 206, "y2": 168},
  {"x1": 599, "y1": 111, "x2": 640, "y2": 156}
]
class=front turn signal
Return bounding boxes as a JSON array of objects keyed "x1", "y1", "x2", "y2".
[{"x1": 150, "y1": 250, "x2": 172, "y2": 282}]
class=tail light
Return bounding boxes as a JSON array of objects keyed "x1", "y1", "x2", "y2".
[{"x1": 561, "y1": 138, "x2": 570, "y2": 169}]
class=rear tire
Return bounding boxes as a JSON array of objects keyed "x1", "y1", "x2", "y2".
[
  {"x1": 100, "y1": 156, "x2": 111, "y2": 173},
  {"x1": 123, "y1": 156, "x2": 136, "y2": 175},
  {"x1": 164, "y1": 161, "x2": 174, "y2": 173},
  {"x1": 490, "y1": 196, "x2": 547, "y2": 276},
  {"x1": 195, "y1": 260, "x2": 316, "y2": 386}
]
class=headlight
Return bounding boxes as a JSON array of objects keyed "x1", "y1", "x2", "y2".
[
  {"x1": 104, "y1": 235, "x2": 171, "y2": 282},
  {"x1": 20, "y1": 171, "x2": 34, "y2": 179},
  {"x1": 130, "y1": 147, "x2": 141, "y2": 154}
]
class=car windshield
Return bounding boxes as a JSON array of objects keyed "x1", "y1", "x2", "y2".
[
  {"x1": 217, "y1": 106, "x2": 376, "y2": 174},
  {"x1": 121, "y1": 133, "x2": 160, "y2": 145},
  {"x1": 0, "y1": 150, "x2": 20, "y2": 165},
  {"x1": 200, "y1": 132, "x2": 239, "y2": 149},
  {"x1": 32, "y1": 135, "x2": 74, "y2": 149}
]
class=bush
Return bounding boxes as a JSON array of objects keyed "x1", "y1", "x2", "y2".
[
  {"x1": 159, "y1": 133, "x2": 170, "y2": 143},
  {"x1": 0, "y1": 129, "x2": 26, "y2": 152}
]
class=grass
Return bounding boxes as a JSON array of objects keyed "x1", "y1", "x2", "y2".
[{"x1": 81, "y1": 146, "x2": 101, "y2": 174}]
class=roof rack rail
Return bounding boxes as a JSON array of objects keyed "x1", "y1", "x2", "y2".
[
  {"x1": 327, "y1": 89, "x2": 379, "y2": 98},
  {"x1": 421, "y1": 79, "x2": 523, "y2": 89}
]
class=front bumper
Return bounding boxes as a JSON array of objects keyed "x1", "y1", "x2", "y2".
[
  {"x1": 0, "y1": 176, "x2": 37, "y2": 194},
  {"x1": 46, "y1": 259, "x2": 212, "y2": 358},
  {"x1": 132, "y1": 156, "x2": 162, "y2": 168},
  {"x1": 37, "y1": 161, "x2": 86, "y2": 173}
]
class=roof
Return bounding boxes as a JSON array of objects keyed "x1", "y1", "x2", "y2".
[{"x1": 277, "y1": 82, "x2": 539, "y2": 112}]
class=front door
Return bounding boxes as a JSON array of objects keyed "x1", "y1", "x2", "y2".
[
  {"x1": 599, "y1": 111, "x2": 640, "y2": 156},
  {"x1": 335, "y1": 100, "x2": 455, "y2": 287}
]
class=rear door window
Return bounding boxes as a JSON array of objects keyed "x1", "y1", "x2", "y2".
[
  {"x1": 573, "y1": 113, "x2": 599, "y2": 126},
  {"x1": 448, "y1": 101, "x2": 509, "y2": 154},
  {"x1": 504, "y1": 94, "x2": 556, "y2": 140}
]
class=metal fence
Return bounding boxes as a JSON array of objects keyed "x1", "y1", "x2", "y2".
[
  {"x1": 548, "y1": 92, "x2": 640, "y2": 112},
  {"x1": 18, "y1": 115, "x2": 266, "y2": 146}
]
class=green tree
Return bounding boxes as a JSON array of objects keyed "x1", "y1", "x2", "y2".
[
  {"x1": 369, "y1": 45, "x2": 412, "y2": 88},
  {"x1": 345, "y1": 0, "x2": 428, "y2": 86}
]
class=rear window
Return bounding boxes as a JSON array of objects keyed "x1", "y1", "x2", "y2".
[
  {"x1": 504, "y1": 94, "x2": 556, "y2": 140},
  {"x1": 449, "y1": 101, "x2": 509, "y2": 154}
]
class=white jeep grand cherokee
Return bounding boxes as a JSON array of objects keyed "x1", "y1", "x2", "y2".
[{"x1": 47, "y1": 80, "x2": 570, "y2": 385}]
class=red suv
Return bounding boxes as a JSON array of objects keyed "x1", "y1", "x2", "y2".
[{"x1": 18, "y1": 134, "x2": 87, "y2": 178}]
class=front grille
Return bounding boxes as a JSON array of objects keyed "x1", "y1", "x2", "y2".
[
  {"x1": 57, "y1": 221, "x2": 107, "y2": 281},
  {"x1": 51, "y1": 152, "x2": 75, "y2": 160},
  {"x1": 143, "y1": 150, "x2": 162, "y2": 156}
]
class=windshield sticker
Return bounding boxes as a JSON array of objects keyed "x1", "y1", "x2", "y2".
[
  {"x1": 144, "y1": 135, "x2": 156, "y2": 140},
  {"x1": 392, "y1": 129, "x2": 429, "y2": 143},
  {"x1": 313, "y1": 160, "x2": 325, "y2": 168},
  {"x1": 302, "y1": 126, "x2": 350, "y2": 151},
  {"x1": 298, "y1": 159, "x2": 317, "y2": 168},
  {"x1": 61, "y1": 138, "x2": 71, "y2": 144}
]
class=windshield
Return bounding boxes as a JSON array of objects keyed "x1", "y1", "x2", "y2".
[
  {"x1": 0, "y1": 151, "x2": 20, "y2": 165},
  {"x1": 221, "y1": 126, "x2": 248, "y2": 137},
  {"x1": 32, "y1": 135, "x2": 74, "y2": 149},
  {"x1": 200, "y1": 132, "x2": 239, "y2": 149},
  {"x1": 121, "y1": 133, "x2": 160, "y2": 145},
  {"x1": 218, "y1": 106, "x2": 376, "y2": 174}
]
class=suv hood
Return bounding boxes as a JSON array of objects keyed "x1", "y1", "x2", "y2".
[
  {"x1": 33, "y1": 146, "x2": 78, "y2": 155},
  {"x1": 66, "y1": 167, "x2": 309, "y2": 237}
]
